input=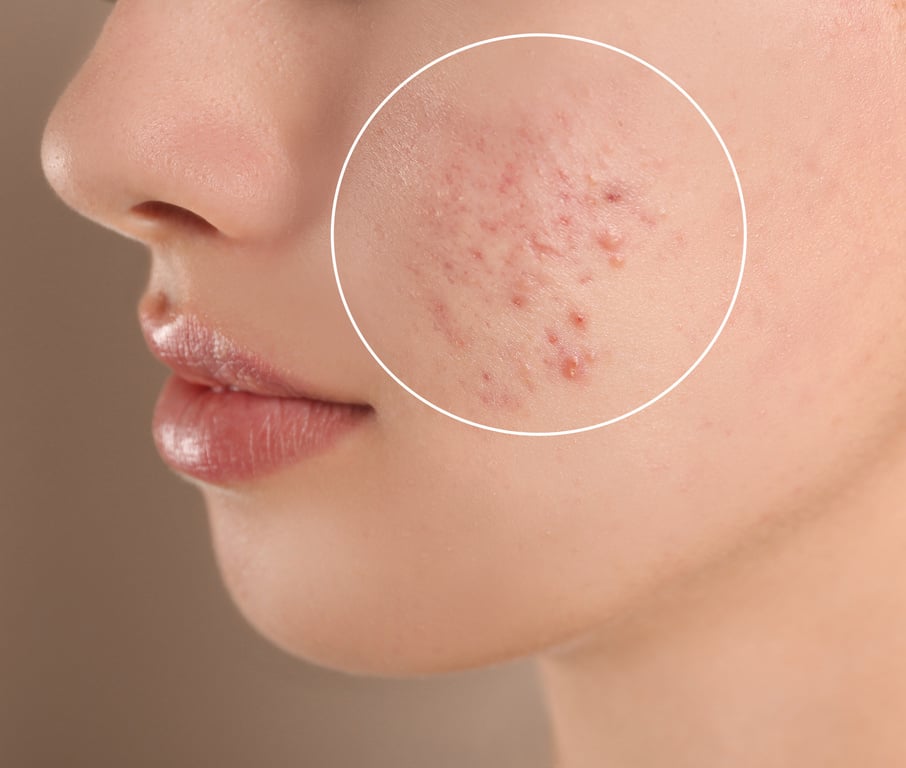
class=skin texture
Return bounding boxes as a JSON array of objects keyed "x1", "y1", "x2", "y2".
[
  {"x1": 337, "y1": 37, "x2": 740, "y2": 431},
  {"x1": 41, "y1": 1, "x2": 906, "y2": 767}
]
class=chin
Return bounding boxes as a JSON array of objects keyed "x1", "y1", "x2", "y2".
[
  {"x1": 196, "y1": 485, "x2": 606, "y2": 678},
  {"x1": 211, "y1": 559, "x2": 558, "y2": 678}
]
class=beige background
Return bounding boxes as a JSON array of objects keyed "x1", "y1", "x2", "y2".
[{"x1": 1, "y1": 3, "x2": 551, "y2": 766}]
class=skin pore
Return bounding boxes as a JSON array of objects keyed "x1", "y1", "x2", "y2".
[{"x1": 40, "y1": 1, "x2": 906, "y2": 767}]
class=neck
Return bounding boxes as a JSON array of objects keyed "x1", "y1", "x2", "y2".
[{"x1": 535, "y1": 443, "x2": 906, "y2": 768}]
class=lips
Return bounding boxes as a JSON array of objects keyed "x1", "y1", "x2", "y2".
[{"x1": 138, "y1": 293, "x2": 372, "y2": 485}]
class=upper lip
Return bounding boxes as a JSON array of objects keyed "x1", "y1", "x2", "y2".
[{"x1": 138, "y1": 293, "x2": 323, "y2": 399}]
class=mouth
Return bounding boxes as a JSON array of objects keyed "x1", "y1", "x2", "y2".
[{"x1": 138, "y1": 293, "x2": 372, "y2": 486}]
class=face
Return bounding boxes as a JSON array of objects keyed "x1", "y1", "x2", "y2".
[{"x1": 42, "y1": 0, "x2": 906, "y2": 676}]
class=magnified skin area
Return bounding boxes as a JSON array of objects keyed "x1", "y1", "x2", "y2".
[{"x1": 336, "y1": 38, "x2": 741, "y2": 431}]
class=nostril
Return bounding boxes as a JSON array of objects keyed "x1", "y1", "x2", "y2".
[{"x1": 131, "y1": 200, "x2": 218, "y2": 235}]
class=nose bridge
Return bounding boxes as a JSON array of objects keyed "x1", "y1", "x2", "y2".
[{"x1": 39, "y1": 2, "x2": 338, "y2": 247}]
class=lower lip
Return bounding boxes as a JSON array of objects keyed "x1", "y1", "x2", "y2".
[{"x1": 151, "y1": 375, "x2": 371, "y2": 485}]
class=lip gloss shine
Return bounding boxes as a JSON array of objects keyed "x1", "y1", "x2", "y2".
[
  {"x1": 152, "y1": 375, "x2": 370, "y2": 485},
  {"x1": 140, "y1": 296, "x2": 372, "y2": 486}
]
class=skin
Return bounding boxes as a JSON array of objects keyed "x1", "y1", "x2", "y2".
[
  {"x1": 41, "y1": 1, "x2": 906, "y2": 766},
  {"x1": 337, "y1": 37, "x2": 739, "y2": 431}
]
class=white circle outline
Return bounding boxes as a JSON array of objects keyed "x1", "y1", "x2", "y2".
[{"x1": 331, "y1": 33, "x2": 748, "y2": 437}]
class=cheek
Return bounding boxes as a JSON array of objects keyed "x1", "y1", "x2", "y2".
[
  {"x1": 409, "y1": 110, "x2": 646, "y2": 392},
  {"x1": 337, "y1": 48, "x2": 741, "y2": 432}
]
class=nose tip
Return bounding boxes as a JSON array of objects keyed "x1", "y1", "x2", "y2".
[{"x1": 36, "y1": 6, "x2": 322, "y2": 250}]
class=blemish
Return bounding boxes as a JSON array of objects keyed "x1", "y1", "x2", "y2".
[
  {"x1": 470, "y1": 248, "x2": 484, "y2": 261},
  {"x1": 638, "y1": 206, "x2": 666, "y2": 227},
  {"x1": 479, "y1": 389, "x2": 521, "y2": 410},
  {"x1": 557, "y1": 214, "x2": 573, "y2": 227},
  {"x1": 608, "y1": 253, "x2": 626, "y2": 269},
  {"x1": 498, "y1": 162, "x2": 519, "y2": 194},
  {"x1": 558, "y1": 348, "x2": 596, "y2": 381},
  {"x1": 481, "y1": 370, "x2": 492, "y2": 382},
  {"x1": 529, "y1": 234, "x2": 563, "y2": 259},
  {"x1": 546, "y1": 329, "x2": 559, "y2": 345},
  {"x1": 569, "y1": 311, "x2": 587, "y2": 330},
  {"x1": 511, "y1": 293, "x2": 526, "y2": 308},
  {"x1": 595, "y1": 228, "x2": 624, "y2": 252},
  {"x1": 578, "y1": 272, "x2": 594, "y2": 285},
  {"x1": 430, "y1": 298, "x2": 468, "y2": 349},
  {"x1": 561, "y1": 354, "x2": 582, "y2": 379}
]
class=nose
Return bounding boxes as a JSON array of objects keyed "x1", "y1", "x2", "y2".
[{"x1": 39, "y1": 1, "x2": 351, "y2": 249}]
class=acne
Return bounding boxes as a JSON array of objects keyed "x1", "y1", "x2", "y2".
[{"x1": 401, "y1": 94, "x2": 667, "y2": 414}]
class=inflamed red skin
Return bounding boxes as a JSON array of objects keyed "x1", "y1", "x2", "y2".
[{"x1": 337, "y1": 39, "x2": 741, "y2": 432}]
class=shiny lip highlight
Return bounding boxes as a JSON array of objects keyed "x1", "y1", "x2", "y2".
[
  {"x1": 138, "y1": 296, "x2": 353, "y2": 403},
  {"x1": 137, "y1": 293, "x2": 373, "y2": 484}
]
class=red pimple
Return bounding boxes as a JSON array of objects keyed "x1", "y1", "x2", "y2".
[
  {"x1": 511, "y1": 294, "x2": 526, "y2": 308},
  {"x1": 481, "y1": 371, "x2": 492, "y2": 382},
  {"x1": 557, "y1": 214, "x2": 573, "y2": 227},
  {"x1": 596, "y1": 228, "x2": 624, "y2": 252},
  {"x1": 578, "y1": 272, "x2": 594, "y2": 285},
  {"x1": 546, "y1": 329, "x2": 559, "y2": 345},
  {"x1": 561, "y1": 354, "x2": 582, "y2": 379},
  {"x1": 470, "y1": 248, "x2": 484, "y2": 261},
  {"x1": 558, "y1": 349, "x2": 596, "y2": 381},
  {"x1": 569, "y1": 311, "x2": 587, "y2": 330}
]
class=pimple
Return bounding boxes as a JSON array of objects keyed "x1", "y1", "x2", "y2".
[
  {"x1": 546, "y1": 329, "x2": 559, "y2": 345},
  {"x1": 569, "y1": 311, "x2": 587, "y2": 330},
  {"x1": 559, "y1": 348, "x2": 596, "y2": 380},
  {"x1": 561, "y1": 354, "x2": 582, "y2": 379},
  {"x1": 596, "y1": 228, "x2": 624, "y2": 252},
  {"x1": 511, "y1": 293, "x2": 526, "y2": 308}
]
